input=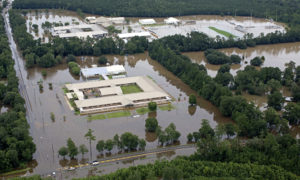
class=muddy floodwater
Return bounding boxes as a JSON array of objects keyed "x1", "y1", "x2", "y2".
[
  {"x1": 21, "y1": 52, "x2": 230, "y2": 176},
  {"x1": 12, "y1": 10, "x2": 299, "y2": 177}
]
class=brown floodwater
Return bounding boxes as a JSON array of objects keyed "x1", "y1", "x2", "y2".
[
  {"x1": 19, "y1": 52, "x2": 231, "y2": 176},
  {"x1": 10, "y1": 10, "x2": 300, "y2": 178},
  {"x1": 183, "y1": 42, "x2": 300, "y2": 77}
]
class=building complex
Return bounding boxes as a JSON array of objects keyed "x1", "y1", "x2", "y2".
[{"x1": 65, "y1": 76, "x2": 171, "y2": 113}]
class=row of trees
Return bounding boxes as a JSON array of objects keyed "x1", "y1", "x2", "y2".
[
  {"x1": 9, "y1": 10, "x2": 148, "y2": 69},
  {"x1": 188, "y1": 121, "x2": 300, "y2": 176},
  {"x1": 0, "y1": 10, "x2": 36, "y2": 173},
  {"x1": 204, "y1": 49, "x2": 241, "y2": 65},
  {"x1": 11, "y1": 0, "x2": 300, "y2": 29},
  {"x1": 58, "y1": 131, "x2": 146, "y2": 160}
]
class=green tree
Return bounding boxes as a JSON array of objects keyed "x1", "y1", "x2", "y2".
[
  {"x1": 67, "y1": 54, "x2": 76, "y2": 62},
  {"x1": 96, "y1": 140, "x2": 105, "y2": 154},
  {"x1": 145, "y1": 117, "x2": 158, "y2": 132},
  {"x1": 138, "y1": 139, "x2": 146, "y2": 150},
  {"x1": 79, "y1": 144, "x2": 88, "y2": 158},
  {"x1": 58, "y1": 146, "x2": 68, "y2": 159},
  {"x1": 98, "y1": 56, "x2": 108, "y2": 65},
  {"x1": 283, "y1": 103, "x2": 300, "y2": 125},
  {"x1": 113, "y1": 134, "x2": 121, "y2": 149},
  {"x1": 85, "y1": 129, "x2": 96, "y2": 160},
  {"x1": 120, "y1": 132, "x2": 139, "y2": 151},
  {"x1": 67, "y1": 138, "x2": 78, "y2": 159},
  {"x1": 250, "y1": 56, "x2": 263, "y2": 66},
  {"x1": 105, "y1": 139, "x2": 114, "y2": 152},
  {"x1": 199, "y1": 119, "x2": 215, "y2": 139},
  {"x1": 189, "y1": 94, "x2": 197, "y2": 105},
  {"x1": 224, "y1": 123, "x2": 235, "y2": 138},
  {"x1": 268, "y1": 91, "x2": 284, "y2": 111},
  {"x1": 187, "y1": 133, "x2": 193, "y2": 142},
  {"x1": 148, "y1": 102, "x2": 157, "y2": 111}
]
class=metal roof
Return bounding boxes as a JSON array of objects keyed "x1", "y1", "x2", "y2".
[
  {"x1": 118, "y1": 32, "x2": 151, "y2": 39},
  {"x1": 80, "y1": 65, "x2": 125, "y2": 78}
]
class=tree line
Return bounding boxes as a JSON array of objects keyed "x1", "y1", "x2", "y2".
[
  {"x1": 58, "y1": 130, "x2": 146, "y2": 160},
  {"x1": 9, "y1": 10, "x2": 148, "y2": 68},
  {"x1": 0, "y1": 9, "x2": 36, "y2": 173},
  {"x1": 10, "y1": 0, "x2": 300, "y2": 28}
]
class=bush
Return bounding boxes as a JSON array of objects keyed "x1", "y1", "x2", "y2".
[
  {"x1": 230, "y1": 54, "x2": 241, "y2": 64},
  {"x1": 189, "y1": 94, "x2": 197, "y2": 105},
  {"x1": 67, "y1": 54, "x2": 76, "y2": 62},
  {"x1": 98, "y1": 56, "x2": 108, "y2": 65},
  {"x1": 148, "y1": 102, "x2": 157, "y2": 111},
  {"x1": 145, "y1": 117, "x2": 158, "y2": 132},
  {"x1": 250, "y1": 56, "x2": 263, "y2": 66}
]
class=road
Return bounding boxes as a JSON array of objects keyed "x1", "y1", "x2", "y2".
[{"x1": 43, "y1": 144, "x2": 196, "y2": 178}]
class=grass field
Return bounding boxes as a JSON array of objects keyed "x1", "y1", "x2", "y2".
[
  {"x1": 209, "y1": 26, "x2": 236, "y2": 38},
  {"x1": 121, "y1": 84, "x2": 143, "y2": 94},
  {"x1": 107, "y1": 111, "x2": 131, "y2": 118},
  {"x1": 0, "y1": 168, "x2": 31, "y2": 176},
  {"x1": 159, "y1": 104, "x2": 175, "y2": 111},
  {"x1": 136, "y1": 107, "x2": 150, "y2": 115},
  {"x1": 88, "y1": 111, "x2": 131, "y2": 121}
]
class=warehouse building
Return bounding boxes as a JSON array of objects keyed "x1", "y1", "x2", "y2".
[
  {"x1": 118, "y1": 32, "x2": 152, "y2": 39},
  {"x1": 65, "y1": 76, "x2": 171, "y2": 113},
  {"x1": 139, "y1": 19, "x2": 156, "y2": 25},
  {"x1": 81, "y1": 65, "x2": 126, "y2": 78}
]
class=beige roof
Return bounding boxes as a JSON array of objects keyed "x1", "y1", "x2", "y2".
[
  {"x1": 75, "y1": 91, "x2": 167, "y2": 108},
  {"x1": 66, "y1": 76, "x2": 165, "y2": 93},
  {"x1": 66, "y1": 76, "x2": 169, "y2": 108},
  {"x1": 100, "y1": 86, "x2": 122, "y2": 96}
]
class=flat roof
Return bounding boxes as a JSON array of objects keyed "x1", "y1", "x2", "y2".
[
  {"x1": 139, "y1": 19, "x2": 156, "y2": 25},
  {"x1": 58, "y1": 31, "x2": 108, "y2": 38},
  {"x1": 66, "y1": 76, "x2": 169, "y2": 108},
  {"x1": 118, "y1": 32, "x2": 151, "y2": 39},
  {"x1": 81, "y1": 65, "x2": 125, "y2": 77}
]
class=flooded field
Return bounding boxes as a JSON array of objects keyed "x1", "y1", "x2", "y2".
[
  {"x1": 20, "y1": 52, "x2": 230, "y2": 175},
  {"x1": 25, "y1": 10, "x2": 84, "y2": 42},
  {"x1": 24, "y1": 10, "x2": 285, "y2": 42}
]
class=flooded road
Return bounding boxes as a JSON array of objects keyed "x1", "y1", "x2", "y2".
[{"x1": 4, "y1": 9, "x2": 300, "y2": 178}]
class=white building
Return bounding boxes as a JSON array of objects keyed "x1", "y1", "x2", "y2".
[
  {"x1": 139, "y1": 19, "x2": 156, "y2": 25},
  {"x1": 81, "y1": 65, "x2": 126, "y2": 78},
  {"x1": 118, "y1": 32, "x2": 152, "y2": 39},
  {"x1": 164, "y1": 17, "x2": 180, "y2": 25}
]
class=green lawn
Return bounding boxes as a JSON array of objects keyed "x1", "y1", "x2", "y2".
[
  {"x1": 0, "y1": 168, "x2": 30, "y2": 176},
  {"x1": 136, "y1": 107, "x2": 150, "y2": 115},
  {"x1": 209, "y1": 26, "x2": 236, "y2": 38},
  {"x1": 107, "y1": 110, "x2": 131, "y2": 118},
  {"x1": 159, "y1": 104, "x2": 175, "y2": 111},
  {"x1": 121, "y1": 84, "x2": 143, "y2": 94},
  {"x1": 88, "y1": 111, "x2": 131, "y2": 121},
  {"x1": 87, "y1": 114, "x2": 106, "y2": 121}
]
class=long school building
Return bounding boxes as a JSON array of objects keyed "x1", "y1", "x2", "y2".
[{"x1": 65, "y1": 76, "x2": 171, "y2": 113}]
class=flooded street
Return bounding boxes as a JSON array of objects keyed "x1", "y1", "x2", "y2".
[{"x1": 2, "y1": 9, "x2": 299, "y2": 178}]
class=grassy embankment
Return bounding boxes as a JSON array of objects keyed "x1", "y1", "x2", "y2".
[{"x1": 209, "y1": 26, "x2": 236, "y2": 38}]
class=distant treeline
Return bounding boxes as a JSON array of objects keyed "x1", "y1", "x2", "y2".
[
  {"x1": 0, "y1": 10, "x2": 36, "y2": 173},
  {"x1": 11, "y1": 0, "x2": 300, "y2": 27}
]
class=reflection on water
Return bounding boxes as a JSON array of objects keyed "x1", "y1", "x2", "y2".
[{"x1": 184, "y1": 42, "x2": 300, "y2": 77}]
